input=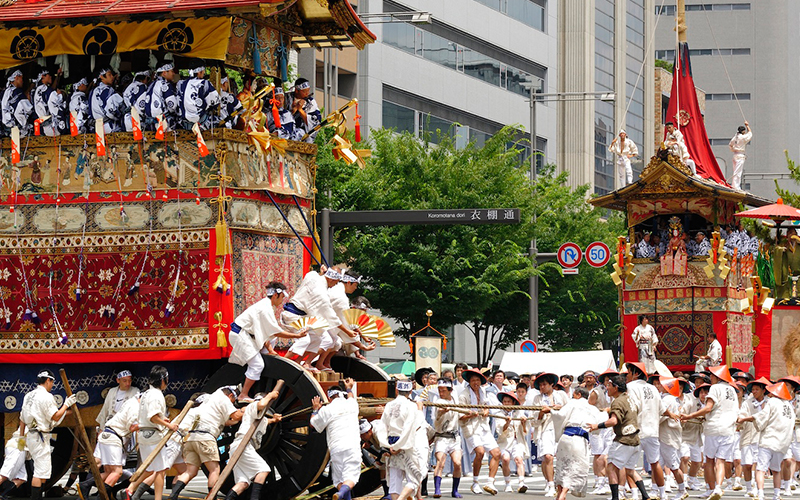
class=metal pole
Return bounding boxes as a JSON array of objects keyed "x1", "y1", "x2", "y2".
[
  {"x1": 529, "y1": 87, "x2": 538, "y2": 343},
  {"x1": 321, "y1": 208, "x2": 332, "y2": 263},
  {"x1": 323, "y1": 49, "x2": 330, "y2": 113}
]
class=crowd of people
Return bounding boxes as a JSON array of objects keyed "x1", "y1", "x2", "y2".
[
  {"x1": 1, "y1": 65, "x2": 321, "y2": 142},
  {"x1": 6, "y1": 355, "x2": 800, "y2": 500},
  {"x1": 635, "y1": 222, "x2": 758, "y2": 260}
]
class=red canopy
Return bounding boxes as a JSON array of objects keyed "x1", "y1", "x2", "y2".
[
  {"x1": 735, "y1": 198, "x2": 800, "y2": 222},
  {"x1": 665, "y1": 43, "x2": 729, "y2": 186}
]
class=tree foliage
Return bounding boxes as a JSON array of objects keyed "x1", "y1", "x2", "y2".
[{"x1": 315, "y1": 126, "x2": 624, "y2": 364}]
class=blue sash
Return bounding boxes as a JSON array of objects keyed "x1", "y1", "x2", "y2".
[
  {"x1": 283, "y1": 302, "x2": 307, "y2": 316},
  {"x1": 563, "y1": 426, "x2": 589, "y2": 441}
]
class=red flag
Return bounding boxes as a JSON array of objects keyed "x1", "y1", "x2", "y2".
[
  {"x1": 665, "y1": 43, "x2": 728, "y2": 186},
  {"x1": 95, "y1": 119, "x2": 106, "y2": 157},
  {"x1": 131, "y1": 107, "x2": 143, "y2": 141},
  {"x1": 69, "y1": 111, "x2": 79, "y2": 136},
  {"x1": 192, "y1": 122, "x2": 209, "y2": 157},
  {"x1": 155, "y1": 114, "x2": 165, "y2": 140},
  {"x1": 33, "y1": 117, "x2": 43, "y2": 136},
  {"x1": 10, "y1": 127, "x2": 20, "y2": 164}
]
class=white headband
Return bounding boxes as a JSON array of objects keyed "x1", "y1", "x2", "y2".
[
  {"x1": 438, "y1": 379, "x2": 453, "y2": 388},
  {"x1": 157, "y1": 63, "x2": 174, "y2": 74},
  {"x1": 76, "y1": 77, "x2": 88, "y2": 87},
  {"x1": 194, "y1": 394, "x2": 207, "y2": 405},
  {"x1": 327, "y1": 387, "x2": 344, "y2": 399},
  {"x1": 98, "y1": 68, "x2": 112, "y2": 78},
  {"x1": 37, "y1": 70, "x2": 49, "y2": 82},
  {"x1": 396, "y1": 380, "x2": 413, "y2": 392},
  {"x1": 189, "y1": 66, "x2": 205, "y2": 76},
  {"x1": 220, "y1": 76, "x2": 229, "y2": 84},
  {"x1": 135, "y1": 71, "x2": 150, "y2": 78},
  {"x1": 273, "y1": 86, "x2": 284, "y2": 95},
  {"x1": 116, "y1": 370, "x2": 132, "y2": 379},
  {"x1": 342, "y1": 274, "x2": 361, "y2": 284},
  {"x1": 323, "y1": 268, "x2": 342, "y2": 280},
  {"x1": 38, "y1": 371, "x2": 55, "y2": 380},
  {"x1": 296, "y1": 81, "x2": 310, "y2": 90},
  {"x1": 266, "y1": 286, "x2": 289, "y2": 298},
  {"x1": 358, "y1": 419, "x2": 371, "y2": 434}
]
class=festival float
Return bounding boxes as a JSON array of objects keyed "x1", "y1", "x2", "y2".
[
  {"x1": 591, "y1": 0, "x2": 800, "y2": 381},
  {"x1": 0, "y1": 1, "x2": 394, "y2": 497}
]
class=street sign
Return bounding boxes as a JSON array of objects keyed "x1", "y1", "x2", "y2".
[
  {"x1": 585, "y1": 241, "x2": 611, "y2": 268},
  {"x1": 557, "y1": 242, "x2": 582, "y2": 268},
  {"x1": 520, "y1": 340, "x2": 537, "y2": 353},
  {"x1": 328, "y1": 208, "x2": 521, "y2": 226}
]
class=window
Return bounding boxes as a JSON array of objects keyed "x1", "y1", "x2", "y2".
[
  {"x1": 655, "y1": 48, "x2": 750, "y2": 59},
  {"x1": 474, "y1": 0, "x2": 546, "y2": 31},
  {"x1": 383, "y1": 21, "x2": 543, "y2": 97},
  {"x1": 706, "y1": 93, "x2": 750, "y2": 100},
  {"x1": 382, "y1": 101, "x2": 415, "y2": 134},
  {"x1": 657, "y1": 3, "x2": 750, "y2": 15}
]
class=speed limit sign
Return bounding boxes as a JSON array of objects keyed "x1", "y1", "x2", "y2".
[{"x1": 585, "y1": 241, "x2": 611, "y2": 268}]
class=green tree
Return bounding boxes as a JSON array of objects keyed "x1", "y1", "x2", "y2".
[
  {"x1": 531, "y1": 171, "x2": 625, "y2": 350},
  {"x1": 777, "y1": 151, "x2": 800, "y2": 208},
  {"x1": 315, "y1": 126, "x2": 624, "y2": 364}
]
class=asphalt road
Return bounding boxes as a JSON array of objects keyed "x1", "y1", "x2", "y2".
[{"x1": 50, "y1": 466, "x2": 773, "y2": 500}]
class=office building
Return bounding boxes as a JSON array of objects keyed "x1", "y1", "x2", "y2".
[{"x1": 558, "y1": 0, "x2": 656, "y2": 195}]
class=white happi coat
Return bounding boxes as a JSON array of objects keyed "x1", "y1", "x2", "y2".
[
  {"x1": 97, "y1": 385, "x2": 140, "y2": 428},
  {"x1": 229, "y1": 297, "x2": 283, "y2": 366}
]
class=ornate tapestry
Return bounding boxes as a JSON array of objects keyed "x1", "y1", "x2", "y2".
[
  {"x1": 623, "y1": 287, "x2": 728, "y2": 315},
  {"x1": 627, "y1": 198, "x2": 736, "y2": 228},
  {"x1": 226, "y1": 18, "x2": 290, "y2": 78},
  {"x1": 652, "y1": 312, "x2": 714, "y2": 366},
  {"x1": 231, "y1": 231, "x2": 305, "y2": 315},
  {"x1": 0, "y1": 229, "x2": 209, "y2": 356},
  {"x1": 0, "y1": 131, "x2": 316, "y2": 198},
  {"x1": 727, "y1": 312, "x2": 754, "y2": 363}
]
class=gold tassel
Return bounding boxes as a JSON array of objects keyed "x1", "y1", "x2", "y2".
[
  {"x1": 215, "y1": 220, "x2": 231, "y2": 257},
  {"x1": 214, "y1": 311, "x2": 228, "y2": 347}
]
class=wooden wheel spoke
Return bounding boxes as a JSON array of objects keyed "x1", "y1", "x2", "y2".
[
  {"x1": 278, "y1": 438, "x2": 305, "y2": 459},
  {"x1": 282, "y1": 419, "x2": 311, "y2": 430},
  {"x1": 274, "y1": 392, "x2": 299, "y2": 414},
  {"x1": 282, "y1": 431, "x2": 310, "y2": 442}
]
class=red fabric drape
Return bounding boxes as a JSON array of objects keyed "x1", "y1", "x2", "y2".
[
  {"x1": 209, "y1": 228, "x2": 234, "y2": 357},
  {"x1": 665, "y1": 43, "x2": 729, "y2": 186},
  {"x1": 753, "y1": 307, "x2": 772, "y2": 379}
]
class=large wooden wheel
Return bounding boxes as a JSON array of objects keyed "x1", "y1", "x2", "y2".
[
  {"x1": 203, "y1": 357, "x2": 330, "y2": 500},
  {"x1": 329, "y1": 356, "x2": 390, "y2": 382}
]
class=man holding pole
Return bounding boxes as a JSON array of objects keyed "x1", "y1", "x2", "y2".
[
  {"x1": 20, "y1": 369, "x2": 78, "y2": 500},
  {"x1": 224, "y1": 389, "x2": 282, "y2": 500},
  {"x1": 137, "y1": 366, "x2": 178, "y2": 500},
  {"x1": 608, "y1": 130, "x2": 638, "y2": 188}
]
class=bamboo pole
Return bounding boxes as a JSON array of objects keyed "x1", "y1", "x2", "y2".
[{"x1": 58, "y1": 369, "x2": 110, "y2": 500}]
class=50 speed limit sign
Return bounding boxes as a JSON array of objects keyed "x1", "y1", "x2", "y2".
[{"x1": 585, "y1": 241, "x2": 611, "y2": 267}]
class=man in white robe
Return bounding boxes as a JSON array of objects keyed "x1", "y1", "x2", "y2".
[
  {"x1": 229, "y1": 282, "x2": 308, "y2": 400},
  {"x1": 381, "y1": 380, "x2": 428, "y2": 500},
  {"x1": 728, "y1": 122, "x2": 752, "y2": 190},
  {"x1": 311, "y1": 379, "x2": 362, "y2": 500},
  {"x1": 545, "y1": 387, "x2": 604, "y2": 500},
  {"x1": 284, "y1": 268, "x2": 345, "y2": 371}
]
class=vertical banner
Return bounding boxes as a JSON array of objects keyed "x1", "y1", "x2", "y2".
[{"x1": 415, "y1": 336, "x2": 442, "y2": 374}]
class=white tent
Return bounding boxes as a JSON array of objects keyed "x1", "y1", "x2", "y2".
[{"x1": 500, "y1": 350, "x2": 617, "y2": 379}]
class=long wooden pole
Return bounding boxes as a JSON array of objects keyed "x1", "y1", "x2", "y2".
[
  {"x1": 205, "y1": 380, "x2": 285, "y2": 500},
  {"x1": 130, "y1": 398, "x2": 196, "y2": 483},
  {"x1": 58, "y1": 369, "x2": 110, "y2": 500}
]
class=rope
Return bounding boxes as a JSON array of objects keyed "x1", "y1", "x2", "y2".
[
  {"x1": 700, "y1": 4, "x2": 746, "y2": 122},
  {"x1": 623, "y1": 0, "x2": 669, "y2": 123},
  {"x1": 290, "y1": 194, "x2": 328, "y2": 267},
  {"x1": 264, "y1": 190, "x2": 321, "y2": 266}
]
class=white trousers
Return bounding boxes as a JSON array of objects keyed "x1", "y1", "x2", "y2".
[
  {"x1": 616, "y1": 156, "x2": 632, "y2": 188},
  {"x1": 732, "y1": 153, "x2": 746, "y2": 190}
]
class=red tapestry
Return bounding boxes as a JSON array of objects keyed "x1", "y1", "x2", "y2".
[
  {"x1": 652, "y1": 312, "x2": 713, "y2": 367},
  {"x1": 0, "y1": 229, "x2": 211, "y2": 362}
]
